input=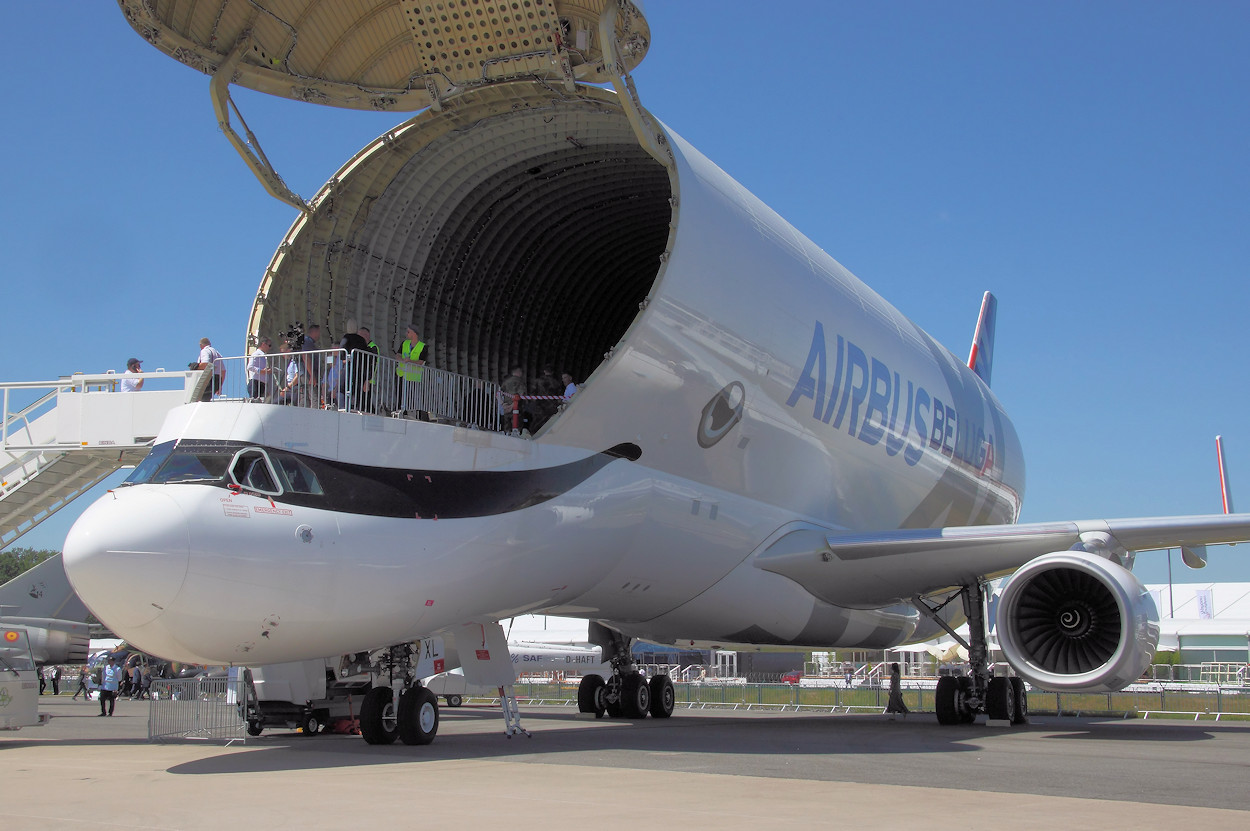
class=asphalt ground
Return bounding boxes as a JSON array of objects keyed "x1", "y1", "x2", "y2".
[{"x1": 3, "y1": 694, "x2": 1249, "y2": 829}]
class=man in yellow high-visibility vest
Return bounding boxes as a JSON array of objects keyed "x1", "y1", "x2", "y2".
[{"x1": 397, "y1": 323, "x2": 426, "y2": 416}]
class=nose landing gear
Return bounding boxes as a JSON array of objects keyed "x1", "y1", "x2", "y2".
[{"x1": 358, "y1": 643, "x2": 443, "y2": 745}]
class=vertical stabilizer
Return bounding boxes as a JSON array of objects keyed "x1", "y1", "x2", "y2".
[
  {"x1": 967, "y1": 292, "x2": 998, "y2": 386},
  {"x1": 0, "y1": 553, "x2": 90, "y2": 621},
  {"x1": 1216, "y1": 435, "x2": 1234, "y2": 514}
]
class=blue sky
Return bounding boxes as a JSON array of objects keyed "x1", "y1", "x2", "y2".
[{"x1": 2, "y1": 2, "x2": 1248, "y2": 587}]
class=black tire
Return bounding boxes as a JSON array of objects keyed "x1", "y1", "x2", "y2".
[
  {"x1": 445, "y1": 694, "x2": 463, "y2": 708},
  {"x1": 957, "y1": 676, "x2": 976, "y2": 723},
  {"x1": 935, "y1": 675, "x2": 960, "y2": 725},
  {"x1": 398, "y1": 687, "x2": 439, "y2": 745},
  {"x1": 360, "y1": 686, "x2": 399, "y2": 745},
  {"x1": 648, "y1": 674, "x2": 675, "y2": 719},
  {"x1": 302, "y1": 712, "x2": 321, "y2": 735},
  {"x1": 577, "y1": 675, "x2": 606, "y2": 715},
  {"x1": 985, "y1": 677, "x2": 1015, "y2": 722},
  {"x1": 246, "y1": 720, "x2": 264, "y2": 737},
  {"x1": 622, "y1": 673, "x2": 651, "y2": 719},
  {"x1": 1010, "y1": 677, "x2": 1029, "y2": 725}
]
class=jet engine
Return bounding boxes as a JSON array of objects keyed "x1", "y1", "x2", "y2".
[
  {"x1": 6, "y1": 618, "x2": 91, "y2": 666},
  {"x1": 996, "y1": 551, "x2": 1159, "y2": 692}
]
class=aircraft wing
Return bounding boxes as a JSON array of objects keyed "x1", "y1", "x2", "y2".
[{"x1": 754, "y1": 513, "x2": 1250, "y2": 609}]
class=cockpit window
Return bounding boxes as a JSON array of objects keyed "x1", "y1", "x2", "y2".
[
  {"x1": 229, "y1": 449, "x2": 281, "y2": 495},
  {"x1": 271, "y1": 452, "x2": 324, "y2": 495},
  {"x1": 151, "y1": 445, "x2": 234, "y2": 484},
  {"x1": 124, "y1": 441, "x2": 175, "y2": 485},
  {"x1": 120, "y1": 440, "x2": 323, "y2": 498}
]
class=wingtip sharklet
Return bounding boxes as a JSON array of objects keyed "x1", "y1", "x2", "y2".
[{"x1": 967, "y1": 291, "x2": 997, "y2": 386}]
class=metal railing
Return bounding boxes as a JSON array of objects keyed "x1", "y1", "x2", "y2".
[
  {"x1": 148, "y1": 674, "x2": 251, "y2": 742},
  {"x1": 494, "y1": 678, "x2": 1250, "y2": 719},
  {"x1": 206, "y1": 348, "x2": 508, "y2": 430},
  {"x1": 1, "y1": 370, "x2": 201, "y2": 451}
]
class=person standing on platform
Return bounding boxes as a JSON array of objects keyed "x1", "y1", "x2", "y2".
[
  {"x1": 339, "y1": 319, "x2": 370, "y2": 411},
  {"x1": 358, "y1": 326, "x2": 381, "y2": 412},
  {"x1": 246, "y1": 338, "x2": 273, "y2": 400},
  {"x1": 299, "y1": 324, "x2": 322, "y2": 407},
  {"x1": 501, "y1": 366, "x2": 528, "y2": 433},
  {"x1": 396, "y1": 324, "x2": 426, "y2": 417},
  {"x1": 120, "y1": 358, "x2": 145, "y2": 391},
  {"x1": 194, "y1": 338, "x2": 225, "y2": 401}
]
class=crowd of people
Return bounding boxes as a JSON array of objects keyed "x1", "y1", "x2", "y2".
[{"x1": 117, "y1": 320, "x2": 583, "y2": 434}]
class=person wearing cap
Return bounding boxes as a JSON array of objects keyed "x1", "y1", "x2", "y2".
[
  {"x1": 99, "y1": 656, "x2": 123, "y2": 717},
  {"x1": 120, "y1": 358, "x2": 144, "y2": 392}
]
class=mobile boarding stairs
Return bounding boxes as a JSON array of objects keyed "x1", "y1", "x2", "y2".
[{"x1": 0, "y1": 369, "x2": 204, "y2": 546}]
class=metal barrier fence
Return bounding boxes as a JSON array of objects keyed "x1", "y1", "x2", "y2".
[
  {"x1": 204, "y1": 348, "x2": 507, "y2": 430},
  {"x1": 148, "y1": 675, "x2": 250, "y2": 742},
  {"x1": 499, "y1": 679, "x2": 1250, "y2": 719}
]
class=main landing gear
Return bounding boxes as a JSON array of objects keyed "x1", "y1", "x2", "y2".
[
  {"x1": 579, "y1": 623, "x2": 675, "y2": 720},
  {"x1": 915, "y1": 581, "x2": 1028, "y2": 727},
  {"x1": 359, "y1": 644, "x2": 440, "y2": 745}
]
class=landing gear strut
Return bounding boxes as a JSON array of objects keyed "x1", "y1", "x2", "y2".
[
  {"x1": 580, "y1": 623, "x2": 675, "y2": 720},
  {"x1": 915, "y1": 581, "x2": 1027, "y2": 726}
]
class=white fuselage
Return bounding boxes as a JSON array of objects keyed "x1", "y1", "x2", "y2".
[{"x1": 63, "y1": 83, "x2": 1025, "y2": 666}]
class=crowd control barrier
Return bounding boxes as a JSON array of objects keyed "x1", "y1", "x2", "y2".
[{"x1": 148, "y1": 671, "x2": 257, "y2": 743}]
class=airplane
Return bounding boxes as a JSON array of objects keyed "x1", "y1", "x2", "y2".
[
  {"x1": 62, "y1": 1, "x2": 1250, "y2": 744},
  {"x1": 0, "y1": 554, "x2": 91, "y2": 667}
]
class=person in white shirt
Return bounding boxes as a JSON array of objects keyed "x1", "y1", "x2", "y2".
[
  {"x1": 561, "y1": 372, "x2": 578, "y2": 399},
  {"x1": 194, "y1": 337, "x2": 225, "y2": 401},
  {"x1": 246, "y1": 337, "x2": 273, "y2": 400},
  {"x1": 120, "y1": 358, "x2": 144, "y2": 391}
]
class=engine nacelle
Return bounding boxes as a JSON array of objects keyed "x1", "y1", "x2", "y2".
[
  {"x1": 996, "y1": 552, "x2": 1159, "y2": 692},
  {"x1": 4, "y1": 617, "x2": 91, "y2": 666}
]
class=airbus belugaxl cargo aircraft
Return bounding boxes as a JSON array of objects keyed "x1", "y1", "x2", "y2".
[{"x1": 63, "y1": 1, "x2": 1250, "y2": 744}]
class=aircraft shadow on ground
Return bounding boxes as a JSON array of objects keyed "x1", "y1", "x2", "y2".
[{"x1": 158, "y1": 710, "x2": 1224, "y2": 777}]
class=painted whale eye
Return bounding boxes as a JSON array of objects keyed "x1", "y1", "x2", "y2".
[{"x1": 697, "y1": 382, "x2": 745, "y2": 448}]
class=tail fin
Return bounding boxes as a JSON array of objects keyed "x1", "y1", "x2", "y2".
[
  {"x1": 967, "y1": 291, "x2": 998, "y2": 386},
  {"x1": 1216, "y1": 435, "x2": 1234, "y2": 514},
  {"x1": 0, "y1": 553, "x2": 90, "y2": 621}
]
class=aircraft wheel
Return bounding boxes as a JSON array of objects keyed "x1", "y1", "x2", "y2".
[
  {"x1": 577, "y1": 675, "x2": 606, "y2": 716},
  {"x1": 445, "y1": 694, "x2": 463, "y2": 708},
  {"x1": 648, "y1": 674, "x2": 675, "y2": 719},
  {"x1": 246, "y1": 720, "x2": 264, "y2": 737},
  {"x1": 985, "y1": 677, "x2": 1015, "y2": 722},
  {"x1": 360, "y1": 686, "x2": 399, "y2": 745},
  {"x1": 622, "y1": 673, "x2": 651, "y2": 719},
  {"x1": 935, "y1": 676, "x2": 960, "y2": 725},
  {"x1": 1010, "y1": 677, "x2": 1029, "y2": 725},
  {"x1": 957, "y1": 677, "x2": 976, "y2": 723},
  {"x1": 302, "y1": 712, "x2": 322, "y2": 735},
  {"x1": 398, "y1": 687, "x2": 439, "y2": 745}
]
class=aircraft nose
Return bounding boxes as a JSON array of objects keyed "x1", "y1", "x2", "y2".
[{"x1": 63, "y1": 488, "x2": 190, "y2": 631}]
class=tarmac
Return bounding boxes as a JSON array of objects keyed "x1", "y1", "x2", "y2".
[{"x1": 4, "y1": 694, "x2": 1250, "y2": 829}]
